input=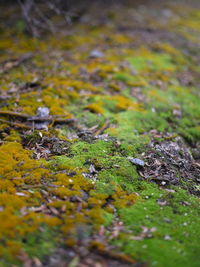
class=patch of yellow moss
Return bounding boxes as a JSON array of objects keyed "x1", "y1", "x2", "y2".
[
  {"x1": 152, "y1": 42, "x2": 180, "y2": 55},
  {"x1": 111, "y1": 95, "x2": 144, "y2": 112},
  {"x1": 4, "y1": 130, "x2": 21, "y2": 142},
  {"x1": 85, "y1": 101, "x2": 104, "y2": 114},
  {"x1": 0, "y1": 142, "x2": 48, "y2": 185},
  {"x1": 0, "y1": 141, "x2": 139, "y2": 259},
  {"x1": 110, "y1": 34, "x2": 131, "y2": 45}
]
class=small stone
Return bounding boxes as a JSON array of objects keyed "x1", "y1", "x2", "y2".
[
  {"x1": 89, "y1": 164, "x2": 96, "y2": 174},
  {"x1": 128, "y1": 157, "x2": 145, "y2": 167},
  {"x1": 164, "y1": 235, "x2": 171, "y2": 240},
  {"x1": 150, "y1": 227, "x2": 157, "y2": 232},
  {"x1": 165, "y1": 189, "x2": 175, "y2": 193},
  {"x1": 0, "y1": 206, "x2": 4, "y2": 212},
  {"x1": 35, "y1": 122, "x2": 49, "y2": 131},
  {"x1": 36, "y1": 106, "x2": 49, "y2": 117},
  {"x1": 35, "y1": 107, "x2": 50, "y2": 130},
  {"x1": 182, "y1": 201, "x2": 190, "y2": 206},
  {"x1": 68, "y1": 171, "x2": 76, "y2": 177},
  {"x1": 142, "y1": 244, "x2": 148, "y2": 248},
  {"x1": 162, "y1": 9, "x2": 173, "y2": 18},
  {"x1": 90, "y1": 49, "x2": 104, "y2": 58},
  {"x1": 163, "y1": 218, "x2": 171, "y2": 223},
  {"x1": 16, "y1": 192, "x2": 27, "y2": 197},
  {"x1": 157, "y1": 200, "x2": 168, "y2": 206},
  {"x1": 173, "y1": 109, "x2": 182, "y2": 117}
]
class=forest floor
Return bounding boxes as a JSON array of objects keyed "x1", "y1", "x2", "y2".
[{"x1": 0, "y1": 1, "x2": 200, "y2": 266}]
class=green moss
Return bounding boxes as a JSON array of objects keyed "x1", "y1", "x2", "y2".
[
  {"x1": 113, "y1": 73, "x2": 136, "y2": 82},
  {"x1": 77, "y1": 111, "x2": 106, "y2": 128},
  {"x1": 96, "y1": 181, "x2": 116, "y2": 195},
  {"x1": 1, "y1": 2, "x2": 200, "y2": 266},
  {"x1": 128, "y1": 53, "x2": 176, "y2": 72},
  {"x1": 51, "y1": 154, "x2": 85, "y2": 170},
  {"x1": 97, "y1": 157, "x2": 139, "y2": 193},
  {"x1": 23, "y1": 225, "x2": 58, "y2": 258},
  {"x1": 71, "y1": 140, "x2": 113, "y2": 158},
  {"x1": 0, "y1": 226, "x2": 59, "y2": 267},
  {"x1": 103, "y1": 212, "x2": 114, "y2": 227},
  {"x1": 107, "y1": 110, "x2": 169, "y2": 141},
  {"x1": 112, "y1": 73, "x2": 147, "y2": 87},
  {"x1": 113, "y1": 184, "x2": 200, "y2": 267}
]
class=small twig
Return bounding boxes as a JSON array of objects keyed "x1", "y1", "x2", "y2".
[
  {"x1": 0, "y1": 110, "x2": 29, "y2": 118},
  {"x1": 0, "y1": 110, "x2": 76, "y2": 123},
  {"x1": 21, "y1": 183, "x2": 59, "y2": 189},
  {"x1": 0, "y1": 110, "x2": 77, "y2": 130},
  {"x1": 28, "y1": 117, "x2": 76, "y2": 123},
  {"x1": 0, "y1": 119, "x2": 31, "y2": 129},
  {"x1": 92, "y1": 246, "x2": 137, "y2": 265},
  {"x1": 93, "y1": 120, "x2": 110, "y2": 136}
]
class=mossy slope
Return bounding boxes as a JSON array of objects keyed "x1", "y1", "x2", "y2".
[{"x1": 0, "y1": 1, "x2": 200, "y2": 266}]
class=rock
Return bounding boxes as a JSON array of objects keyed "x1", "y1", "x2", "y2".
[
  {"x1": 35, "y1": 123, "x2": 49, "y2": 130},
  {"x1": 164, "y1": 235, "x2": 172, "y2": 241},
  {"x1": 35, "y1": 107, "x2": 50, "y2": 130},
  {"x1": 36, "y1": 106, "x2": 49, "y2": 117},
  {"x1": 128, "y1": 157, "x2": 145, "y2": 167},
  {"x1": 162, "y1": 9, "x2": 173, "y2": 18},
  {"x1": 173, "y1": 109, "x2": 182, "y2": 117},
  {"x1": 89, "y1": 164, "x2": 97, "y2": 174},
  {"x1": 90, "y1": 49, "x2": 104, "y2": 58},
  {"x1": 157, "y1": 199, "x2": 168, "y2": 206}
]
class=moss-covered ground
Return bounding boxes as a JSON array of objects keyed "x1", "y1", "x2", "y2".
[{"x1": 0, "y1": 1, "x2": 200, "y2": 266}]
